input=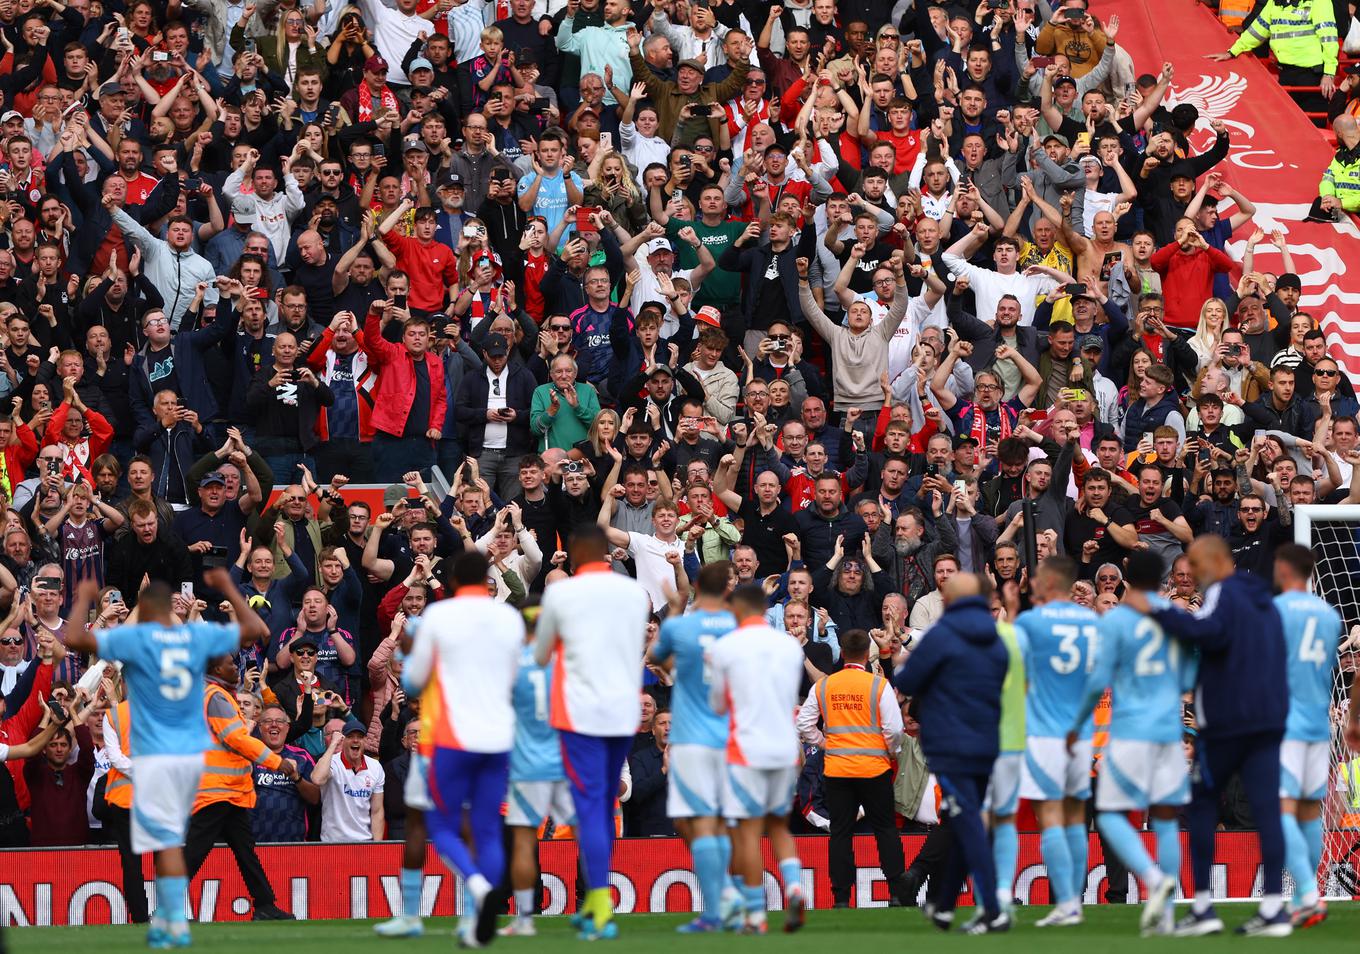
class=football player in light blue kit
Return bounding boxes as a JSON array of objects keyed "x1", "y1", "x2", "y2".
[
  {"x1": 1272, "y1": 544, "x2": 1342, "y2": 930},
  {"x1": 1013, "y1": 555, "x2": 1101, "y2": 928},
  {"x1": 66, "y1": 571, "x2": 270, "y2": 949},
  {"x1": 1069, "y1": 551, "x2": 1194, "y2": 937},
  {"x1": 500, "y1": 610, "x2": 576, "y2": 938},
  {"x1": 648, "y1": 562, "x2": 738, "y2": 933}
]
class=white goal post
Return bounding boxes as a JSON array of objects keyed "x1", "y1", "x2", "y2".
[{"x1": 1292, "y1": 505, "x2": 1360, "y2": 901}]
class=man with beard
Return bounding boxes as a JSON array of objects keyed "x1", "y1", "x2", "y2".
[
  {"x1": 883, "y1": 503, "x2": 958, "y2": 605},
  {"x1": 1187, "y1": 467, "x2": 1243, "y2": 540},
  {"x1": 1065, "y1": 469, "x2": 1127, "y2": 577},
  {"x1": 1108, "y1": 464, "x2": 1193, "y2": 579},
  {"x1": 432, "y1": 173, "x2": 472, "y2": 249}
]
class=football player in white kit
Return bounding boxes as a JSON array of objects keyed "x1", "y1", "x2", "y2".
[
  {"x1": 499, "y1": 609, "x2": 577, "y2": 937},
  {"x1": 706, "y1": 584, "x2": 808, "y2": 935},
  {"x1": 402, "y1": 551, "x2": 524, "y2": 949}
]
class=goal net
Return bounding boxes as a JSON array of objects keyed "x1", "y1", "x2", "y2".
[{"x1": 1293, "y1": 505, "x2": 1360, "y2": 901}]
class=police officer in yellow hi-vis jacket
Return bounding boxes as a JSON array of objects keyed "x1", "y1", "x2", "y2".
[{"x1": 797, "y1": 628, "x2": 914, "y2": 908}]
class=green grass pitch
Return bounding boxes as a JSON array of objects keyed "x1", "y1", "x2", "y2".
[{"x1": 10, "y1": 904, "x2": 1360, "y2": 953}]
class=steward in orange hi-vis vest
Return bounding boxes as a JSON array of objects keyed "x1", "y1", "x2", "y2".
[
  {"x1": 798, "y1": 628, "x2": 912, "y2": 908},
  {"x1": 181, "y1": 659, "x2": 295, "y2": 921},
  {"x1": 817, "y1": 668, "x2": 892, "y2": 778},
  {"x1": 194, "y1": 681, "x2": 283, "y2": 812}
]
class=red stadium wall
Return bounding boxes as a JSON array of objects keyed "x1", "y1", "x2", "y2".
[
  {"x1": 1, "y1": 834, "x2": 1271, "y2": 926},
  {"x1": 1100, "y1": 0, "x2": 1360, "y2": 381}
]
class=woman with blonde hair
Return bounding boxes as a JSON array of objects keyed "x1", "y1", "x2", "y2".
[
  {"x1": 230, "y1": 4, "x2": 329, "y2": 90},
  {"x1": 574, "y1": 408, "x2": 621, "y2": 474},
  {"x1": 583, "y1": 150, "x2": 647, "y2": 232},
  {"x1": 1187, "y1": 297, "x2": 1230, "y2": 370}
]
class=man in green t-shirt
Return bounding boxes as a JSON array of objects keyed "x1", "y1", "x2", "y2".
[{"x1": 656, "y1": 184, "x2": 746, "y2": 309}]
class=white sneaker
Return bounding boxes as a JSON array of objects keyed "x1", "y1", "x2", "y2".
[
  {"x1": 719, "y1": 887, "x2": 744, "y2": 931},
  {"x1": 1035, "y1": 906, "x2": 1083, "y2": 927},
  {"x1": 498, "y1": 918, "x2": 537, "y2": 937},
  {"x1": 456, "y1": 922, "x2": 483, "y2": 949},
  {"x1": 1140, "y1": 874, "x2": 1176, "y2": 936},
  {"x1": 373, "y1": 915, "x2": 424, "y2": 938}
]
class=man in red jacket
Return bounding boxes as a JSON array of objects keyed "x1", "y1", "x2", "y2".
[
  {"x1": 1150, "y1": 218, "x2": 1234, "y2": 329},
  {"x1": 362, "y1": 302, "x2": 448, "y2": 483},
  {"x1": 0, "y1": 415, "x2": 39, "y2": 496},
  {"x1": 0, "y1": 631, "x2": 59, "y2": 826}
]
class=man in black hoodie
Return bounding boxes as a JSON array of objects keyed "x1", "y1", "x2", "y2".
[{"x1": 1125, "y1": 535, "x2": 1289, "y2": 937}]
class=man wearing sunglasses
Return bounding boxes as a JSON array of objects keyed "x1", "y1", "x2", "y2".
[{"x1": 0, "y1": 625, "x2": 29, "y2": 696}]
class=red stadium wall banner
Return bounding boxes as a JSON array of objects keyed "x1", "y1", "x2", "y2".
[
  {"x1": 0, "y1": 834, "x2": 1274, "y2": 926},
  {"x1": 1101, "y1": 0, "x2": 1360, "y2": 382}
]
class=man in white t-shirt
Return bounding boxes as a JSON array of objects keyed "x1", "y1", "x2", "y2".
[
  {"x1": 312, "y1": 717, "x2": 385, "y2": 843},
  {"x1": 707, "y1": 584, "x2": 808, "y2": 934},
  {"x1": 598, "y1": 500, "x2": 685, "y2": 612},
  {"x1": 941, "y1": 221, "x2": 1065, "y2": 326},
  {"x1": 534, "y1": 525, "x2": 652, "y2": 940},
  {"x1": 624, "y1": 226, "x2": 714, "y2": 335}
]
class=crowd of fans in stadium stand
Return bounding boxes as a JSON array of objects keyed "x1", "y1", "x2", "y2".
[{"x1": 0, "y1": 0, "x2": 1357, "y2": 860}]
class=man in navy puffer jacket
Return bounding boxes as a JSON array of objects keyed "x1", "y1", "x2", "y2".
[{"x1": 895, "y1": 574, "x2": 1011, "y2": 933}]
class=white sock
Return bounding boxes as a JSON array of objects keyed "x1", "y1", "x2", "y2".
[
  {"x1": 1142, "y1": 868, "x2": 1164, "y2": 892},
  {"x1": 1193, "y1": 890, "x2": 1212, "y2": 915},
  {"x1": 514, "y1": 889, "x2": 534, "y2": 920},
  {"x1": 466, "y1": 874, "x2": 491, "y2": 906},
  {"x1": 1259, "y1": 893, "x2": 1282, "y2": 918}
]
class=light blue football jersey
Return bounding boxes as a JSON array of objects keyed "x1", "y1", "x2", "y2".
[
  {"x1": 96, "y1": 621, "x2": 239, "y2": 757},
  {"x1": 653, "y1": 608, "x2": 736, "y2": 749},
  {"x1": 1275, "y1": 591, "x2": 1342, "y2": 743},
  {"x1": 1086, "y1": 605, "x2": 1189, "y2": 744},
  {"x1": 509, "y1": 645, "x2": 564, "y2": 782},
  {"x1": 1015, "y1": 601, "x2": 1102, "y2": 739}
]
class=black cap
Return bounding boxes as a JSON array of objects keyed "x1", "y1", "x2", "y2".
[
  {"x1": 1276, "y1": 273, "x2": 1302, "y2": 291},
  {"x1": 484, "y1": 332, "x2": 510, "y2": 357},
  {"x1": 290, "y1": 631, "x2": 322, "y2": 651},
  {"x1": 437, "y1": 171, "x2": 465, "y2": 189}
]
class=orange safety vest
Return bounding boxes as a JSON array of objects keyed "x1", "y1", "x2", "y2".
[
  {"x1": 817, "y1": 666, "x2": 891, "y2": 778},
  {"x1": 1218, "y1": 0, "x2": 1252, "y2": 29},
  {"x1": 103, "y1": 700, "x2": 133, "y2": 810},
  {"x1": 1090, "y1": 691, "x2": 1112, "y2": 776},
  {"x1": 194, "y1": 682, "x2": 282, "y2": 812}
]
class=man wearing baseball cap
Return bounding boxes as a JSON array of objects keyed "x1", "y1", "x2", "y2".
[
  {"x1": 312, "y1": 715, "x2": 386, "y2": 842},
  {"x1": 623, "y1": 226, "x2": 715, "y2": 327},
  {"x1": 1078, "y1": 334, "x2": 1120, "y2": 425},
  {"x1": 339, "y1": 54, "x2": 399, "y2": 122},
  {"x1": 625, "y1": 28, "x2": 749, "y2": 139},
  {"x1": 432, "y1": 172, "x2": 470, "y2": 248}
]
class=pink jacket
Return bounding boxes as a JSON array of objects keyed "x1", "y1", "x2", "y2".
[{"x1": 364, "y1": 633, "x2": 401, "y2": 755}]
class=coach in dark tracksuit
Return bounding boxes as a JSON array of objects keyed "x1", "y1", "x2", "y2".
[
  {"x1": 895, "y1": 575, "x2": 1010, "y2": 931},
  {"x1": 1137, "y1": 536, "x2": 1288, "y2": 934}
]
